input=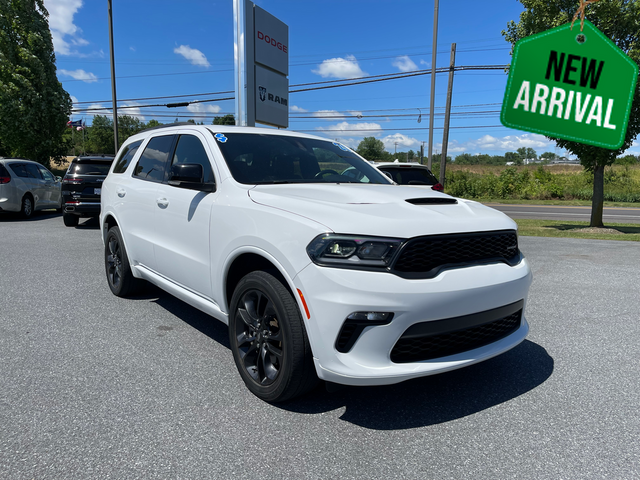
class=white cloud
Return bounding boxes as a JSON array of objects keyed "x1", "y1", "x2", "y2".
[
  {"x1": 312, "y1": 110, "x2": 340, "y2": 120},
  {"x1": 130, "y1": 46, "x2": 136, "y2": 52},
  {"x1": 312, "y1": 55, "x2": 367, "y2": 79},
  {"x1": 59, "y1": 69, "x2": 98, "y2": 83},
  {"x1": 174, "y1": 45, "x2": 210, "y2": 67},
  {"x1": 85, "y1": 103, "x2": 111, "y2": 116},
  {"x1": 347, "y1": 110, "x2": 363, "y2": 118},
  {"x1": 186, "y1": 103, "x2": 222, "y2": 114},
  {"x1": 381, "y1": 133, "x2": 420, "y2": 151},
  {"x1": 445, "y1": 133, "x2": 554, "y2": 154},
  {"x1": 316, "y1": 122, "x2": 381, "y2": 136},
  {"x1": 120, "y1": 102, "x2": 146, "y2": 121},
  {"x1": 70, "y1": 95, "x2": 79, "y2": 104},
  {"x1": 289, "y1": 105, "x2": 307, "y2": 113},
  {"x1": 420, "y1": 59, "x2": 430, "y2": 67},
  {"x1": 44, "y1": 0, "x2": 86, "y2": 55},
  {"x1": 392, "y1": 55, "x2": 418, "y2": 72}
]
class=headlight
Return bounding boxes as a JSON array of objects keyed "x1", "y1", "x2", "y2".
[{"x1": 307, "y1": 234, "x2": 403, "y2": 269}]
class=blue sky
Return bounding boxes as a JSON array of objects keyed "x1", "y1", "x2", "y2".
[{"x1": 45, "y1": 0, "x2": 639, "y2": 158}]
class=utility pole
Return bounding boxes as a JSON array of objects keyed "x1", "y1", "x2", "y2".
[
  {"x1": 440, "y1": 43, "x2": 456, "y2": 190},
  {"x1": 427, "y1": 0, "x2": 439, "y2": 170},
  {"x1": 108, "y1": 0, "x2": 119, "y2": 153}
]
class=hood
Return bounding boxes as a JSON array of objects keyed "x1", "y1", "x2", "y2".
[{"x1": 248, "y1": 184, "x2": 516, "y2": 238}]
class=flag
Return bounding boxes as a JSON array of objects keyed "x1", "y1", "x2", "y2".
[{"x1": 67, "y1": 119, "x2": 83, "y2": 128}]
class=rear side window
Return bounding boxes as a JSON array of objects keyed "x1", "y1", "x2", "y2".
[
  {"x1": 9, "y1": 163, "x2": 29, "y2": 177},
  {"x1": 381, "y1": 167, "x2": 437, "y2": 185},
  {"x1": 113, "y1": 140, "x2": 143, "y2": 174},
  {"x1": 133, "y1": 135, "x2": 175, "y2": 183},
  {"x1": 25, "y1": 163, "x2": 43, "y2": 179},
  {"x1": 170, "y1": 135, "x2": 214, "y2": 183},
  {"x1": 0, "y1": 163, "x2": 9, "y2": 178}
]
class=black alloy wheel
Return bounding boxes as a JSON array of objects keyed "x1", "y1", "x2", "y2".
[
  {"x1": 105, "y1": 226, "x2": 141, "y2": 297},
  {"x1": 229, "y1": 271, "x2": 317, "y2": 402},
  {"x1": 21, "y1": 196, "x2": 33, "y2": 218}
]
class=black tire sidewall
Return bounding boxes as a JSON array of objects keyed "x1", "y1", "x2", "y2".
[
  {"x1": 229, "y1": 271, "x2": 304, "y2": 402},
  {"x1": 104, "y1": 226, "x2": 136, "y2": 297}
]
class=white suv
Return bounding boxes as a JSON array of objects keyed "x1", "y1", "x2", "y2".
[{"x1": 101, "y1": 125, "x2": 532, "y2": 402}]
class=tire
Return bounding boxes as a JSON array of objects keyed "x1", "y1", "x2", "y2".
[
  {"x1": 21, "y1": 195, "x2": 34, "y2": 218},
  {"x1": 229, "y1": 271, "x2": 317, "y2": 402},
  {"x1": 105, "y1": 226, "x2": 141, "y2": 297},
  {"x1": 63, "y1": 213, "x2": 79, "y2": 227}
]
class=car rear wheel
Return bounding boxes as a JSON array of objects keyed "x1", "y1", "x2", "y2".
[
  {"x1": 21, "y1": 195, "x2": 33, "y2": 218},
  {"x1": 229, "y1": 271, "x2": 317, "y2": 403},
  {"x1": 63, "y1": 213, "x2": 79, "y2": 227},
  {"x1": 105, "y1": 226, "x2": 141, "y2": 297}
]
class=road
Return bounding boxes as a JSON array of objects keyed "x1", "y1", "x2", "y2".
[
  {"x1": 485, "y1": 203, "x2": 640, "y2": 224},
  {"x1": 1, "y1": 212, "x2": 639, "y2": 479}
]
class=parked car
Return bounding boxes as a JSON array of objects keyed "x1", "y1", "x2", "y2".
[
  {"x1": 101, "y1": 125, "x2": 532, "y2": 402},
  {"x1": 375, "y1": 161, "x2": 444, "y2": 191},
  {"x1": 61, "y1": 154, "x2": 115, "y2": 226},
  {"x1": 0, "y1": 158, "x2": 62, "y2": 217}
]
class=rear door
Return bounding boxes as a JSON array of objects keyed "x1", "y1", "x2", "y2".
[
  {"x1": 24, "y1": 163, "x2": 47, "y2": 209},
  {"x1": 37, "y1": 165, "x2": 61, "y2": 207},
  {"x1": 151, "y1": 131, "x2": 219, "y2": 297},
  {"x1": 119, "y1": 134, "x2": 176, "y2": 270}
]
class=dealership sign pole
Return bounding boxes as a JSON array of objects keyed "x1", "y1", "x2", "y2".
[{"x1": 234, "y1": 0, "x2": 289, "y2": 128}]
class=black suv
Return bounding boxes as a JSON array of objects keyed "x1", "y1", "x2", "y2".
[{"x1": 62, "y1": 155, "x2": 115, "y2": 226}]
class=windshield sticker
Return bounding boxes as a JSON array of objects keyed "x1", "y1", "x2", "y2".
[
  {"x1": 214, "y1": 133, "x2": 228, "y2": 143},
  {"x1": 332, "y1": 142, "x2": 350, "y2": 152}
]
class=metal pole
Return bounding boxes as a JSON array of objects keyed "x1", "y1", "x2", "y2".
[
  {"x1": 440, "y1": 43, "x2": 456, "y2": 190},
  {"x1": 427, "y1": 0, "x2": 438, "y2": 170},
  {"x1": 108, "y1": 0, "x2": 118, "y2": 153}
]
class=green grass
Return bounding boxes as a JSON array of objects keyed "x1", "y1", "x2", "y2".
[
  {"x1": 481, "y1": 199, "x2": 640, "y2": 208},
  {"x1": 515, "y1": 219, "x2": 640, "y2": 241}
]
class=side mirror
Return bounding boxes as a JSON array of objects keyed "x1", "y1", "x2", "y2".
[
  {"x1": 168, "y1": 163, "x2": 215, "y2": 192},
  {"x1": 55, "y1": 176, "x2": 62, "y2": 182}
]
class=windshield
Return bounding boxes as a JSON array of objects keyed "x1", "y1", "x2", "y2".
[
  {"x1": 212, "y1": 132, "x2": 391, "y2": 185},
  {"x1": 378, "y1": 166, "x2": 438, "y2": 185},
  {"x1": 69, "y1": 161, "x2": 113, "y2": 175}
]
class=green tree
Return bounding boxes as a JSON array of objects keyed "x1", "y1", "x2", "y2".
[
  {"x1": 615, "y1": 154, "x2": 638, "y2": 165},
  {"x1": 212, "y1": 114, "x2": 235, "y2": 125},
  {"x1": 356, "y1": 136, "x2": 386, "y2": 160},
  {"x1": 146, "y1": 119, "x2": 162, "y2": 129},
  {"x1": 503, "y1": 0, "x2": 640, "y2": 226},
  {"x1": 0, "y1": 0, "x2": 72, "y2": 165},
  {"x1": 118, "y1": 115, "x2": 145, "y2": 143},
  {"x1": 86, "y1": 115, "x2": 115, "y2": 154}
]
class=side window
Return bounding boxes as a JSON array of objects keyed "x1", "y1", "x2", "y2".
[
  {"x1": 113, "y1": 140, "x2": 143, "y2": 174},
  {"x1": 133, "y1": 135, "x2": 175, "y2": 182},
  {"x1": 9, "y1": 164, "x2": 29, "y2": 177},
  {"x1": 37, "y1": 166, "x2": 55, "y2": 181},
  {"x1": 25, "y1": 163, "x2": 43, "y2": 179},
  {"x1": 170, "y1": 135, "x2": 215, "y2": 183}
]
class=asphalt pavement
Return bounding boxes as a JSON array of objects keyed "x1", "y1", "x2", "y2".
[
  {"x1": 1, "y1": 212, "x2": 639, "y2": 479},
  {"x1": 486, "y1": 203, "x2": 640, "y2": 224}
]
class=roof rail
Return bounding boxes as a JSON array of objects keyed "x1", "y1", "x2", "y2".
[{"x1": 139, "y1": 122, "x2": 197, "y2": 133}]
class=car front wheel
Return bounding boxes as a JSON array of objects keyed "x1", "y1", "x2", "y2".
[
  {"x1": 229, "y1": 271, "x2": 317, "y2": 402},
  {"x1": 21, "y1": 195, "x2": 33, "y2": 218}
]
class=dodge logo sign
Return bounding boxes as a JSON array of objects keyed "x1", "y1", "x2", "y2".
[{"x1": 259, "y1": 86, "x2": 267, "y2": 102}]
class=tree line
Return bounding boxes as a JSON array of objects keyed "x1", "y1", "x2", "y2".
[{"x1": 63, "y1": 114, "x2": 235, "y2": 158}]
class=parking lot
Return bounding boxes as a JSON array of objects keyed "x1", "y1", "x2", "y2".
[{"x1": 1, "y1": 212, "x2": 639, "y2": 479}]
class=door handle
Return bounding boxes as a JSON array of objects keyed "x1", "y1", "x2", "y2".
[
  {"x1": 116, "y1": 188, "x2": 126, "y2": 198},
  {"x1": 156, "y1": 197, "x2": 169, "y2": 208}
]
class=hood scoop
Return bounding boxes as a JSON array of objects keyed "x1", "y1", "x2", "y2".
[{"x1": 406, "y1": 197, "x2": 458, "y2": 205}]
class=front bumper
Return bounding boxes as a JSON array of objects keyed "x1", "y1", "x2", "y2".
[{"x1": 294, "y1": 258, "x2": 532, "y2": 386}]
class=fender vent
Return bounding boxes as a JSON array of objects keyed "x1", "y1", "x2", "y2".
[{"x1": 406, "y1": 198, "x2": 457, "y2": 205}]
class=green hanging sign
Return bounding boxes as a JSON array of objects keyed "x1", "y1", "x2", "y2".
[{"x1": 501, "y1": 19, "x2": 638, "y2": 150}]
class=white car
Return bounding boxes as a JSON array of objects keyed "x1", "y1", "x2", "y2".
[
  {"x1": 101, "y1": 125, "x2": 532, "y2": 402},
  {"x1": 0, "y1": 158, "x2": 62, "y2": 217}
]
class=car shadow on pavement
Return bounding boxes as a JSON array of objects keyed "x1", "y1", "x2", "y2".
[
  {"x1": 133, "y1": 284, "x2": 231, "y2": 349},
  {"x1": 279, "y1": 340, "x2": 554, "y2": 430},
  {"x1": 0, "y1": 210, "x2": 61, "y2": 222},
  {"x1": 130, "y1": 285, "x2": 553, "y2": 430},
  {"x1": 76, "y1": 217, "x2": 100, "y2": 229}
]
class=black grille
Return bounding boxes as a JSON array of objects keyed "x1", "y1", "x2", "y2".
[
  {"x1": 390, "y1": 307, "x2": 522, "y2": 363},
  {"x1": 391, "y1": 230, "x2": 519, "y2": 279}
]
